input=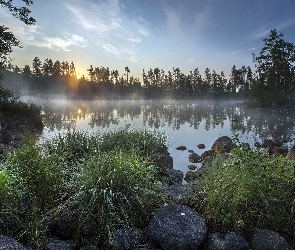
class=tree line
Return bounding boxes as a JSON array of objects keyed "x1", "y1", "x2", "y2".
[
  {"x1": 1, "y1": 0, "x2": 295, "y2": 106},
  {"x1": 1, "y1": 57, "x2": 253, "y2": 99}
]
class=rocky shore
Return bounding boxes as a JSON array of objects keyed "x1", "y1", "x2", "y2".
[{"x1": 0, "y1": 117, "x2": 294, "y2": 249}]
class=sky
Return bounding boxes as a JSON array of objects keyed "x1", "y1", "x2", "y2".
[{"x1": 1, "y1": 0, "x2": 295, "y2": 80}]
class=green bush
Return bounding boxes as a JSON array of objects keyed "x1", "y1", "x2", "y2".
[
  {"x1": 1, "y1": 129, "x2": 167, "y2": 247},
  {"x1": 5, "y1": 135, "x2": 64, "y2": 211},
  {"x1": 198, "y1": 141, "x2": 295, "y2": 238},
  {"x1": 0, "y1": 84, "x2": 43, "y2": 129},
  {"x1": 72, "y1": 150, "x2": 162, "y2": 246},
  {"x1": 98, "y1": 129, "x2": 168, "y2": 157}
]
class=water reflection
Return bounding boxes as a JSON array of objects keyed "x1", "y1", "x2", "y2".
[
  {"x1": 33, "y1": 98, "x2": 295, "y2": 173},
  {"x1": 40, "y1": 99, "x2": 295, "y2": 143}
]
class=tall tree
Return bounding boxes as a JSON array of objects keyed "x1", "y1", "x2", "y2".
[
  {"x1": 125, "y1": 66, "x2": 130, "y2": 84},
  {"x1": 32, "y1": 56, "x2": 42, "y2": 77},
  {"x1": 252, "y1": 29, "x2": 295, "y2": 106},
  {"x1": 0, "y1": 0, "x2": 35, "y2": 68}
]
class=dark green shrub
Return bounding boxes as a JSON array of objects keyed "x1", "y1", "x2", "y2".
[{"x1": 198, "y1": 141, "x2": 295, "y2": 238}]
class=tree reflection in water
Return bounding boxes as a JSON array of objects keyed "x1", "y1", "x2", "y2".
[
  {"x1": 41, "y1": 100, "x2": 295, "y2": 145},
  {"x1": 38, "y1": 99, "x2": 295, "y2": 173}
]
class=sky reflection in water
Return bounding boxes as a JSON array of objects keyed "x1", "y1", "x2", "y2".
[{"x1": 28, "y1": 98, "x2": 295, "y2": 174}]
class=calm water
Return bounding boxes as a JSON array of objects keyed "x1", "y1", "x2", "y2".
[{"x1": 22, "y1": 97, "x2": 295, "y2": 174}]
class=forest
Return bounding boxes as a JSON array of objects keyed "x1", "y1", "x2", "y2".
[
  {"x1": 1, "y1": 29, "x2": 295, "y2": 107},
  {"x1": 0, "y1": 59, "x2": 253, "y2": 99}
]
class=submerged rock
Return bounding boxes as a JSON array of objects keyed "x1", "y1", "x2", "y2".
[
  {"x1": 188, "y1": 153, "x2": 201, "y2": 163},
  {"x1": 176, "y1": 146, "x2": 187, "y2": 150}
]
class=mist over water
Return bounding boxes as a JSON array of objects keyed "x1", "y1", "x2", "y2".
[{"x1": 20, "y1": 95, "x2": 295, "y2": 174}]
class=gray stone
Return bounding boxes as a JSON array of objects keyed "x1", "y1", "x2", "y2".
[
  {"x1": 146, "y1": 204, "x2": 207, "y2": 250},
  {"x1": 176, "y1": 146, "x2": 187, "y2": 150},
  {"x1": 211, "y1": 136, "x2": 233, "y2": 154},
  {"x1": 166, "y1": 169, "x2": 183, "y2": 184},
  {"x1": 197, "y1": 144, "x2": 205, "y2": 149},
  {"x1": 204, "y1": 232, "x2": 250, "y2": 250},
  {"x1": 80, "y1": 246, "x2": 99, "y2": 250},
  {"x1": 112, "y1": 227, "x2": 143, "y2": 250},
  {"x1": 0, "y1": 235, "x2": 29, "y2": 250},
  {"x1": 45, "y1": 240, "x2": 75, "y2": 250},
  {"x1": 252, "y1": 229, "x2": 292, "y2": 250},
  {"x1": 162, "y1": 184, "x2": 192, "y2": 204},
  {"x1": 188, "y1": 153, "x2": 201, "y2": 163},
  {"x1": 184, "y1": 170, "x2": 199, "y2": 182}
]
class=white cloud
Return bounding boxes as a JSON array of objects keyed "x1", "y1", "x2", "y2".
[
  {"x1": 64, "y1": 0, "x2": 150, "y2": 62},
  {"x1": 251, "y1": 18, "x2": 295, "y2": 40},
  {"x1": 102, "y1": 43, "x2": 120, "y2": 55}
]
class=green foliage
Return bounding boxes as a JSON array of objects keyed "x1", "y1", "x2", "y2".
[
  {"x1": 0, "y1": 84, "x2": 43, "y2": 129},
  {"x1": 198, "y1": 140, "x2": 295, "y2": 238},
  {"x1": 249, "y1": 29, "x2": 295, "y2": 107},
  {"x1": 0, "y1": 129, "x2": 167, "y2": 247},
  {"x1": 5, "y1": 135, "x2": 64, "y2": 211},
  {"x1": 98, "y1": 128, "x2": 168, "y2": 157},
  {"x1": 73, "y1": 151, "x2": 162, "y2": 246}
]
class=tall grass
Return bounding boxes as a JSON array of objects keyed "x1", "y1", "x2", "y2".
[
  {"x1": 0, "y1": 129, "x2": 167, "y2": 248},
  {"x1": 197, "y1": 140, "x2": 295, "y2": 239}
]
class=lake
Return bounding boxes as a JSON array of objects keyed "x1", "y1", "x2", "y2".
[{"x1": 22, "y1": 96, "x2": 295, "y2": 174}]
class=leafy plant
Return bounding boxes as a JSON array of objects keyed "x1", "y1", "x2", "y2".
[{"x1": 198, "y1": 138, "x2": 295, "y2": 238}]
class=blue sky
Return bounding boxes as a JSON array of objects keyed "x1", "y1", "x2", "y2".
[{"x1": 1, "y1": 0, "x2": 295, "y2": 80}]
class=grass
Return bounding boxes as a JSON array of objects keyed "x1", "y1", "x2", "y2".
[
  {"x1": 196, "y1": 138, "x2": 295, "y2": 239},
  {"x1": 0, "y1": 129, "x2": 166, "y2": 248},
  {"x1": 0, "y1": 128, "x2": 294, "y2": 248}
]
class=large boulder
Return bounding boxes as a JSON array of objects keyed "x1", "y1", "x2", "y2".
[
  {"x1": 145, "y1": 204, "x2": 207, "y2": 249},
  {"x1": 0, "y1": 235, "x2": 29, "y2": 250},
  {"x1": 211, "y1": 136, "x2": 233, "y2": 154},
  {"x1": 252, "y1": 229, "x2": 292, "y2": 250}
]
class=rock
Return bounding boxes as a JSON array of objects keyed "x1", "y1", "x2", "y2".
[
  {"x1": 273, "y1": 146, "x2": 288, "y2": 156},
  {"x1": 80, "y1": 246, "x2": 100, "y2": 250},
  {"x1": 211, "y1": 136, "x2": 233, "y2": 154},
  {"x1": 204, "y1": 232, "x2": 250, "y2": 250},
  {"x1": 176, "y1": 146, "x2": 187, "y2": 150},
  {"x1": 2, "y1": 131, "x2": 13, "y2": 144},
  {"x1": 45, "y1": 240, "x2": 75, "y2": 250},
  {"x1": 254, "y1": 141, "x2": 261, "y2": 148},
  {"x1": 55, "y1": 219, "x2": 76, "y2": 240},
  {"x1": 165, "y1": 169, "x2": 183, "y2": 184},
  {"x1": 201, "y1": 150, "x2": 214, "y2": 161},
  {"x1": 261, "y1": 139, "x2": 275, "y2": 149},
  {"x1": 0, "y1": 235, "x2": 29, "y2": 250},
  {"x1": 112, "y1": 227, "x2": 143, "y2": 250},
  {"x1": 146, "y1": 204, "x2": 207, "y2": 249},
  {"x1": 197, "y1": 143, "x2": 205, "y2": 149},
  {"x1": 162, "y1": 184, "x2": 193, "y2": 204},
  {"x1": 224, "y1": 232, "x2": 250, "y2": 250},
  {"x1": 203, "y1": 233, "x2": 225, "y2": 250},
  {"x1": 286, "y1": 144, "x2": 295, "y2": 159},
  {"x1": 252, "y1": 229, "x2": 292, "y2": 250},
  {"x1": 188, "y1": 149, "x2": 195, "y2": 153},
  {"x1": 188, "y1": 153, "x2": 201, "y2": 163},
  {"x1": 152, "y1": 154, "x2": 173, "y2": 174},
  {"x1": 187, "y1": 165, "x2": 197, "y2": 170},
  {"x1": 184, "y1": 171, "x2": 199, "y2": 182}
]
